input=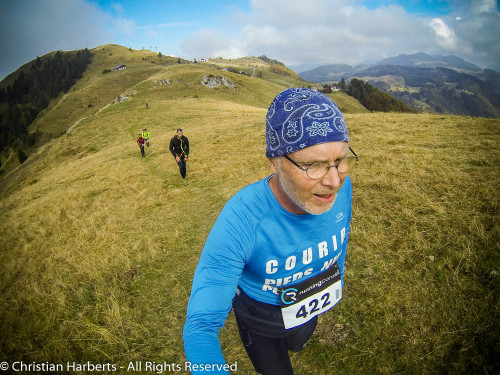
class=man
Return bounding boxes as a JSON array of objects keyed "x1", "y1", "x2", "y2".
[
  {"x1": 169, "y1": 128, "x2": 190, "y2": 185},
  {"x1": 142, "y1": 128, "x2": 150, "y2": 147},
  {"x1": 137, "y1": 133, "x2": 145, "y2": 158},
  {"x1": 183, "y1": 88, "x2": 358, "y2": 374}
]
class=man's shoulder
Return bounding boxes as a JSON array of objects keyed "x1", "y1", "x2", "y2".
[
  {"x1": 235, "y1": 177, "x2": 267, "y2": 196},
  {"x1": 330, "y1": 176, "x2": 352, "y2": 212},
  {"x1": 227, "y1": 178, "x2": 272, "y2": 213},
  {"x1": 342, "y1": 175, "x2": 352, "y2": 188},
  {"x1": 342, "y1": 175, "x2": 353, "y2": 196},
  {"x1": 218, "y1": 178, "x2": 273, "y2": 231}
]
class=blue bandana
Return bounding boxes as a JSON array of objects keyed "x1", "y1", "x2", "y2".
[{"x1": 266, "y1": 88, "x2": 350, "y2": 158}]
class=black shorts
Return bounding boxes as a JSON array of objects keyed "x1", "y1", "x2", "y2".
[{"x1": 232, "y1": 287, "x2": 317, "y2": 375}]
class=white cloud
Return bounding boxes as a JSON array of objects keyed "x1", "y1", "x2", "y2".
[
  {"x1": 180, "y1": 29, "x2": 245, "y2": 59},
  {"x1": 450, "y1": 0, "x2": 500, "y2": 68},
  {"x1": 429, "y1": 18, "x2": 457, "y2": 49},
  {"x1": 199, "y1": 0, "x2": 433, "y2": 66},
  {"x1": 111, "y1": 2, "x2": 124, "y2": 15},
  {"x1": 473, "y1": 0, "x2": 496, "y2": 13},
  {"x1": 0, "y1": 0, "x2": 112, "y2": 78},
  {"x1": 114, "y1": 18, "x2": 137, "y2": 36},
  {"x1": 176, "y1": 0, "x2": 499, "y2": 70},
  {"x1": 157, "y1": 22, "x2": 193, "y2": 28}
]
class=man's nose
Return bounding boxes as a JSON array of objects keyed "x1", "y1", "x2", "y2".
[{"x1": 321, "y1": 166, "x2": 341, "y2": 187}]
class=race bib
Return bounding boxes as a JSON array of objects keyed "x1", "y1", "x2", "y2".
[{"x1": 279, "y1": 264, "x2": 342, "y2": 329}]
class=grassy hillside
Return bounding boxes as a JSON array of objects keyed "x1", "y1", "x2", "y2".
[
  {"x1": 0, "y1": 45, "x2": 499, "y2": 374},
  {"x1": 325, "y1": 91, "x2": 370, "y2": 114},
  {"x1": 0, "y1": 45, "x2": 316, "y2": 176}
]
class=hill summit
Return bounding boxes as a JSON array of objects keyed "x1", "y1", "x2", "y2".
[{"x1": 0, "y1": 44, "x2": 320, "y2": 176}]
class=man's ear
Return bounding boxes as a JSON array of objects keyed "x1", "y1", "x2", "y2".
[{"x1": 268, "y1": 157, "x2": 279, "y2": 174}]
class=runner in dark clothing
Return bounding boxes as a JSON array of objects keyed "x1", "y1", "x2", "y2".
[
  {"x1": 169, "y1": 128, "x2": 189, "y2": 185},
  {"x1": 137, "y1": 134, "x2": 145, "y2": 158}
]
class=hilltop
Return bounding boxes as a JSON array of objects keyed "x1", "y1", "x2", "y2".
[{"x1": 0, "y1": 44, "x2": 330, "y2": 177}]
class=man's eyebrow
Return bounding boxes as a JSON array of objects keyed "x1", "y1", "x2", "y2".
[
  {"x1": 291, "y1": 158, "x2": 318, "y2": 165},
  {"x1": 295, "y1": 153, "x2": 350, "y2": 164}
]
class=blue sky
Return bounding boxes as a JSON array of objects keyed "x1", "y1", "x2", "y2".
[
  {"x1": 1, "y1": 0, "x2": 499, "y2": 80},
  {"x1": 362, "y1": 0, "x2": 467, "y2": 14}
]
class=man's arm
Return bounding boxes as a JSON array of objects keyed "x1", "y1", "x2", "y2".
[
  {"x1": 183, "y1": 200, "x2": 252, "y2": 374},
  {"x1": 184, "y1": 137, "x2": 190, "y2": 157},
  {"x1": 169, "y1": 138, "x2": 177, "y2": 158}
]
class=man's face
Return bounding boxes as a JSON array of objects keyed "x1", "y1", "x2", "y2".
[
  {"x1": 177, "y1": 130, "x2": 183, "y2": 138},
  {"x1": 270, "y1": 142, "x2": 349, "y2": 215}
]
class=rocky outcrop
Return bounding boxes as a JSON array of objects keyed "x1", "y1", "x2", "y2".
[{"x1": 201, "y1": 75, "x2": 237, "y2": 90}]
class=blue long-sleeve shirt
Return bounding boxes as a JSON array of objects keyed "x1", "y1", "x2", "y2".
[{"x1": 183, "y1": 175, "x2": 352, "y2": 374}]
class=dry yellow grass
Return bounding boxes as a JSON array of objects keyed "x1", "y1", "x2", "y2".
[{"x1": 0, "y1": 47, "x2": 499, "y2": 374}]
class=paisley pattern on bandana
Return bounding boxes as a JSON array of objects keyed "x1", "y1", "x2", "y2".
[
  {"x1": 266, "y1": 88, "x2": 350, "y2": 157},
  {"x1": 307, "y1": 121, "x2": 334, "y2": 137},
  {"x1": 266, "y1": 119, "x2": 280, "y2": 151}
]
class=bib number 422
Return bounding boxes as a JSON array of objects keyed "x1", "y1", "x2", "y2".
[
  {"x1": 281, "y1": 279, "x2": 342, "y2": 329},
  {"x1": 296, "y1": 292, "x2": 332, "y2": 319}
]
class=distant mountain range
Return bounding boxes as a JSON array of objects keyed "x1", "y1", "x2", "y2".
[
  {"x1": 298, "y1": 53, "x2": 500, "y2": 118},
  {"x1": 375, "y1": 52, "x2": 483, "y2": 71}
]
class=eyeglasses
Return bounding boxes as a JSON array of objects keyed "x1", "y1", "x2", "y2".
[{"x1": 283, "y1": 147, "x2": 359, "y2": 180}]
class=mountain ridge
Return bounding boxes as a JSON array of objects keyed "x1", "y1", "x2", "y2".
[
  {"x1": 374, "y1": 52, "x2": 482, "y2": 71},
  {"x1": 299, "y1": 52, "x2": 500, "y2": 118}
]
